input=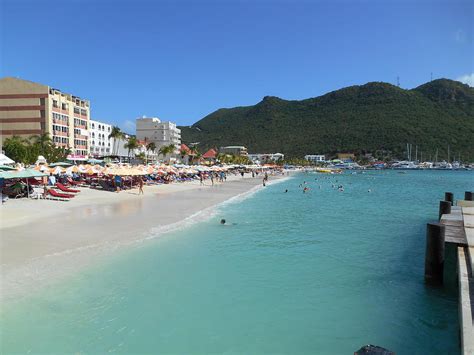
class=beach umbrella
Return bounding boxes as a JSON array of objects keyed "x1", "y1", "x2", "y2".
[
  {"x1": 49, "y1": 162, "x2": 73, "y2": 167},
  {"x1": 0, "y1": 165, "x2": 16, "y2": 171},
  {"x1": 0, "y1": 153, "x2": 15, "y2": 165},
  {"x1": 49, "y1": 166, "x2": 65, "y2": 175},
  {"x1": 87, "y1": 158, "x2": 104, "y2": 165},
  {"x1": 0, "y1": 169, "x2": 48, "y2": 198}
]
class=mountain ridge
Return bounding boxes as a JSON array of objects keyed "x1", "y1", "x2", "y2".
[{"x1": 179, "y1": 79, "x2": 474, "y2": 160}]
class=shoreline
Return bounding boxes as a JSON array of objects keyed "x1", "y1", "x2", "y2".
[{"x1": 0, "y1": 173, "x2": 291, "y2": 302}]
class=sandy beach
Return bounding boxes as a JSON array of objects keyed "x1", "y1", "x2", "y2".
[{"x1": 0, "y1": 174, "x2": 288, "y2": 301}]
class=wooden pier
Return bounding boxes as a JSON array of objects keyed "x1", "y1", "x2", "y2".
[{"x1": 436, "y1": 195, "x2": 474, "y2": 354}]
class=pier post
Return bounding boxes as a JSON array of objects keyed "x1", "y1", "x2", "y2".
[
  {"x1": 465, "y1": 191, "x2": 473, "y2": 201},
  {"x1": 424, "y1": 223, "x2": 445, "y2": 285},
  {"x1": 444, "y1": 192, "x2": 454, "y2": 206},
  {"x1": 439, "y1": 200, "x2": 451, "y2": 220}
]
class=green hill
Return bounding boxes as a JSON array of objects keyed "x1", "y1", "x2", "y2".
[{"x1": 179, "y1": 79, "x2": 474, "y2": 160}]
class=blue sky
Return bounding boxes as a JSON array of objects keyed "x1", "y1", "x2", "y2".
[{"x1": 1, "y1": 0, "x2": 472, "y2": 131}]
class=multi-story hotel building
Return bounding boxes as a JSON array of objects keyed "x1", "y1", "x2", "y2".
[
  {"x1": 136, "y1": 116, "x2": 181, "y2": 152},
  {"x1": 0, "y1": 77, "x2": 90, "y2": 160},
  {"x1": 89, "y1": 119, "x2": 113, "y2": 158}
]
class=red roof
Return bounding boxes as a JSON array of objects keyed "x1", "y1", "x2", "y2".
[
  {"x1": 180, "y1": 144, "x2": 192, "y2": 154},
  {"x1": 202, "y1": 148, "x2": 217, "y2": 159}
]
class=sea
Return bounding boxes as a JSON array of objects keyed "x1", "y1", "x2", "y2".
[{"x1": 1, "y1": 170, "x2": 473, "y2": 354}]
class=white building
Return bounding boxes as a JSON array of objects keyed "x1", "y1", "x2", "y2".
[
  {"x1": 248, "y1": 153, "x2": 284, "y2": 164},
  {"x1": 89, "y1": 120, "x2": 113, "y2": 158},
  {"x1": 305, "y1": 154, "x2": 326, "y2": 163},
  {"x1": 136, "y1": 117, "x2": 181, "y2": 153}
]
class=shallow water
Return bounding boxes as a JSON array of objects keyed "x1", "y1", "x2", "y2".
[{"x1": 1, "y1": 170, "x2": 472, "y2": 354}]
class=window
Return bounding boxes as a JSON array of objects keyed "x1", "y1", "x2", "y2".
[
  {"x1": 53, "y1": 100, "x2": 58, "y2": 108},
  {"x1": 92, "y1": 123, "x2": 95, "y2": 129},
  {"x1": 74, "y1": 107, "x2": 80, "y2": 114},
  {"x1": 61, "y1": 103, "x2": 68, "y2": 110}
]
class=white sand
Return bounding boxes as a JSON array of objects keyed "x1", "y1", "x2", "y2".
[{"x1": 0, "y1": 173, "x2": 289, "y2": 301}]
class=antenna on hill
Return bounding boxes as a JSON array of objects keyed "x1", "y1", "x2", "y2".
[{"x1": 397, "y1": 76, "x2": 400, "y2": 87}]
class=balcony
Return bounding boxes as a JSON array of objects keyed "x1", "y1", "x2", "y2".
[
  {"x1": 53, "y1": 131, "x2": 69, "y2": 137},
  {"x1": 53, "y1": 119, "x2": 68, "y2": 125}
]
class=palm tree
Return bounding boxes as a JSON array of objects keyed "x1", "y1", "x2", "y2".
[
  {"x1": 158, "y1": 144, "x2": 176, "y2": 163},
  {"x1": 188, "y1": 146, "x2": 199, "y2": 164},
  {"x1": 179, "y1": 148, "x2": 188, "y2": 163},
  {"x1": 135, "y1": 152, "x2": 146, "y2": 162},
  {"x1": 124, "y1": 136, "x2": 138, "y2": 158},
  {"x1": 31, "y1": 133, "x2": 52, "y2": 155},
  {"x1": 146, "y1": 142, "x2": 156, "y2": 163},
  {"x1": 108, "y1": 126, "x2": 123, "y2": 155}
]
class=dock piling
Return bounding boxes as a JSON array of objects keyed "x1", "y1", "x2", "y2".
[
  {"x1": 424, "y1": 222, "x2": 445, "y2": 284},
  {"x1": 445, "y1": 192, "x2": 454, "y2": 206},
  {"x1": 465, "y1": 191, "x2": 473, "y2": 201},
  {"x1": 439, "y1": 200, "x2": 451, "y2": 220}
]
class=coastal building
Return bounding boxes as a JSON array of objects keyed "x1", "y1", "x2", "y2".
[
  {"x1": 219, "y1": 146, "x2": 248, "y2": 157},
  {"x1": 135, "y1": 116, "x2": 181, "y2": 153},
  {"x1": 248, "y1": 153, "x2": 284, "y2": 164},
  {"x1": 0, "y1": 77, "x2": 90, "y2": 161},
  {"x1": 89, "y1": 120, "x2": 113, "y2": 158},
  {"x1": 337, "y1": 153, "x2": 355, "y2": 161},
  {"x1": 304, "y1": 154, "x2": 325, "y2": 162},
  {"x1": 202, "y1": 148, "x2": 217, "y2": 161}
]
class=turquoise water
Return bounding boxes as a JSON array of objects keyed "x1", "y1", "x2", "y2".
[{"x1": 1, "y1": 170, "x2": 473, "y2": 354}]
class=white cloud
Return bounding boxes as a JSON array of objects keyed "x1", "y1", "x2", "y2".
[{"x1": 456, "y1": 73, "x2": 474, "y2": 87}]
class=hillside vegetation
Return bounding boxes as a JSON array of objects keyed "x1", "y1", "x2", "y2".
[{"x1": 179, "y1": 79, "x2": 474, "y2": 160}]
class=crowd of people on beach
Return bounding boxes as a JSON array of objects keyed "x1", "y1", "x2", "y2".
[{"x1": 1, "y1": 163, "x2": 285, "y2": 203}]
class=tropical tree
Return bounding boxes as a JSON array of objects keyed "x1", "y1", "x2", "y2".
[
  {"x1": 179, "y1": 148, "x2": 188, "y2": 163},
  {"x1": 108, "y1": 126, "x2": 124, "y2": 155},
  {"x1": 146, "y1": 142, "x2": 156, "y2": 164},
  {"x1": 2, "y1": 136, "x2": 28, "y2": 163},
  {"x1": 135, "y1": 152, "x2": 146, "y2": 162},
  {"x1": 124, "y1": 136, "x2": 138, "y2": 158},
  {"x1": 158, "y1": 144, "x2": 176, "y2": 163},
  {"x1": 31, "y1": 133, "x2": 52, "y2": 155}
]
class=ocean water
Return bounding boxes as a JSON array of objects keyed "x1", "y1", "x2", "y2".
[{"x1": 1, "y1": 170, "x2": 473, "y2": 354}]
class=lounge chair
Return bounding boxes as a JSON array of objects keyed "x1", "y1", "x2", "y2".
[
  {"x1": 56, "y1": 183, "x2": 80, "y2": 193},
  {"x1": 48, "y1": 189, "x2": 75, "y2": 199},
  {"x1": 98, "y1": 180, "x2": 116, "y2": 192},
  {"x1": 67, "y1": 177, "x2": 82, "y2": 186}
]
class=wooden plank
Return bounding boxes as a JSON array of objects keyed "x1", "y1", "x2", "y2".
[
  {"x1": 463, "y1": 207, "x2": 474, "y2": 215},
  {"x1": 457, "y1": 247, "x2": 474, "y2": 355},
  {"x1": 458, "y1": 200, "x2": 474, "y2": 208},
  {"x1": 464, "y1": 215, "x2": 474, "y2": 228}
]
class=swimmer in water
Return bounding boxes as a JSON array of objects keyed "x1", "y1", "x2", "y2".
[
  {"x1": 303, "y1": 187, "x2": 310, "y2": 193},
  {"x1": 220, "y1": 219, "x2": 226, "y2": 225},
  {"x1": 285, "y1": 189, "x2": 288, "y2": 193}
]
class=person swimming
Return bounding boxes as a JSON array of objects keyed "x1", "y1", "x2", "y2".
[
  {"x1": 220, "y1": 219, "x2": 226, "y2": 225},
  {"x1": 285, "y1": 189, "x2": 288, "y2": 193}
]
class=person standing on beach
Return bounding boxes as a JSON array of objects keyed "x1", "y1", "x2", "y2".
[
  {"x1": 199, "y1": 172, "x2": 204, "y2": 186},
  {"x1": 210, "y1": 173, "x2": 214, "y2": 186},
  {"x1": 138, "y1": 178, "x2": 144, "y2": 195}
]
